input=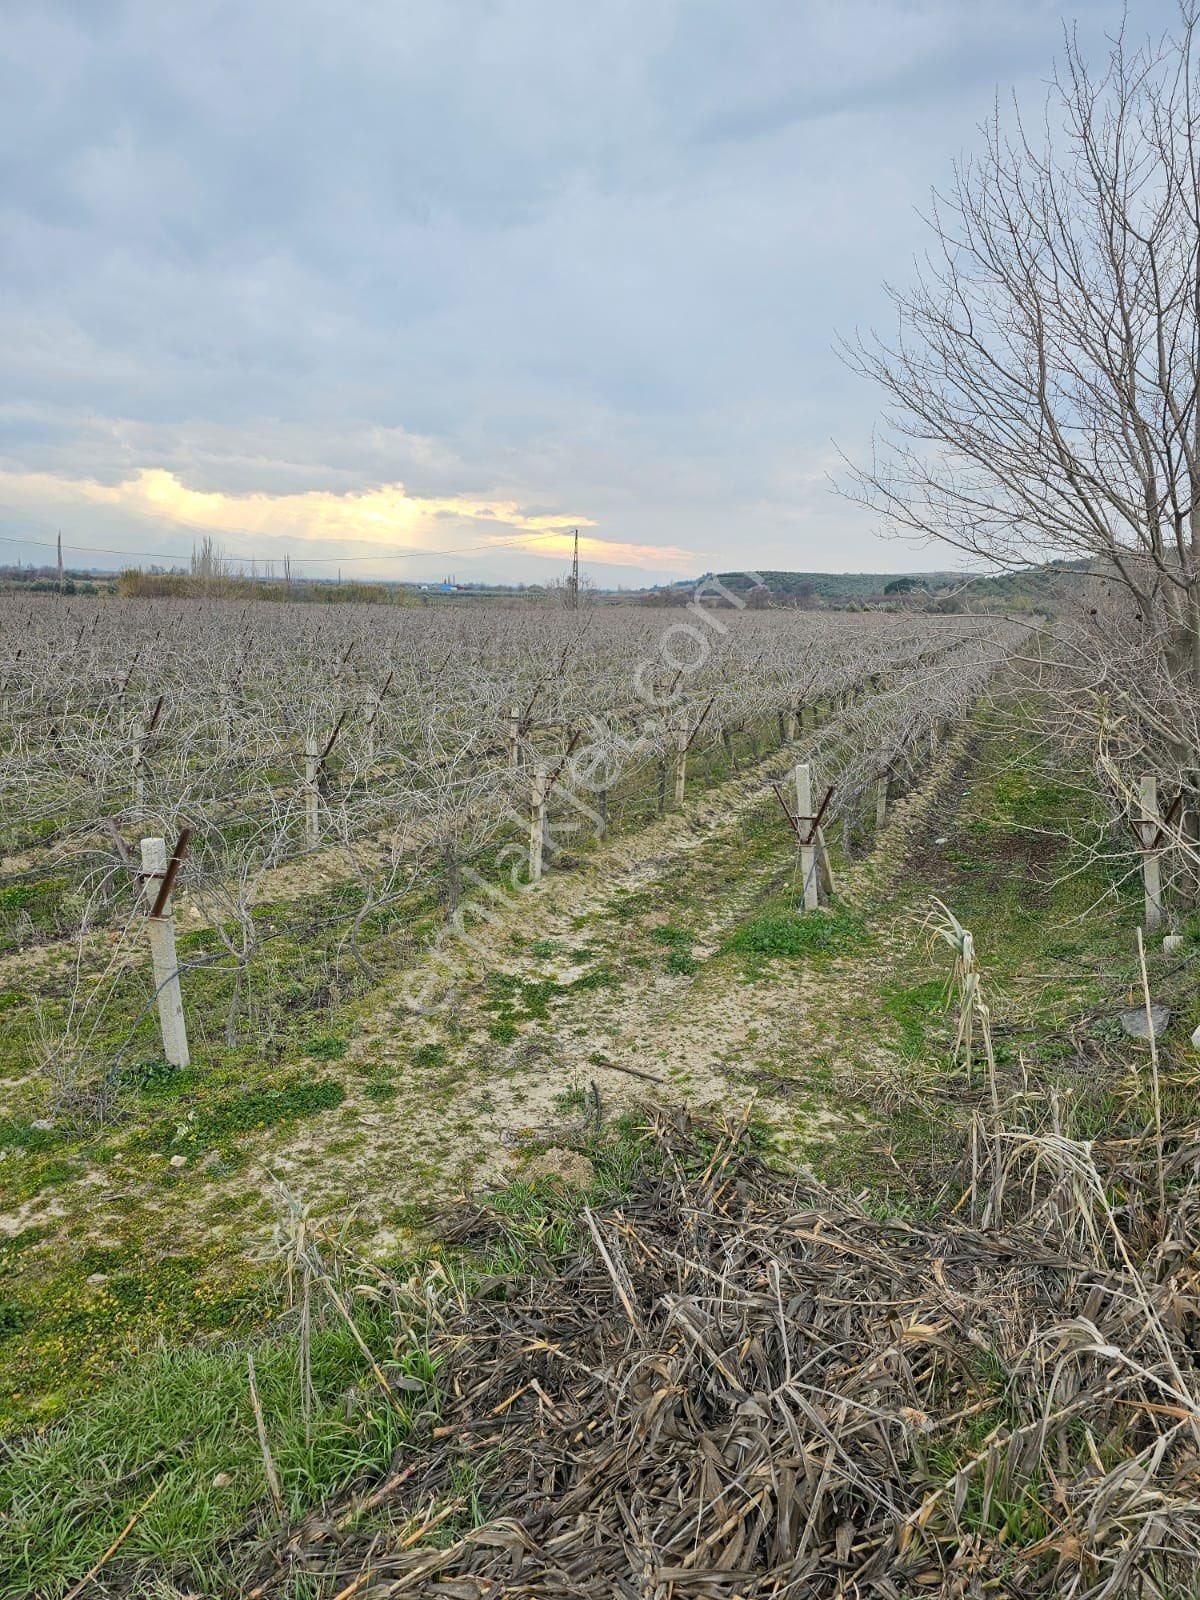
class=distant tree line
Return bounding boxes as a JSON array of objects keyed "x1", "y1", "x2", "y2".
[{"x1": 116, "y1": 568, "x2": 407, "y2": 605}]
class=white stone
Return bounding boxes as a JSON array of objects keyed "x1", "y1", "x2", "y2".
[{"x1": 169, "y1": 1153, "x2": 188, "y2": 1169}]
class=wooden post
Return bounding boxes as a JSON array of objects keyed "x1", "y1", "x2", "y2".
[
  {"x1": 529, "y1": 765, "x2": 547, "y2": 882},
  {"x1": 304, "y1": 737, "x2": 320, "y2": 850},
  {"x1": 674, "y1": 729, "x2": 688, "y2": 807},
  {"x1": 656, "y1": 755, "x2": 668, "y2": 813},
  {"x1": 132, "y1": 720, "x2": 146, "y2": 815},
  {"x1": 1139, "y1": 774, "x2": 1164, "y2": 933},
  {"x1": 508, "y1": 705, "x2": 521, "y2": 768},
  {"x1": 874, "y1": 769, "x2": 889, "y2": 829},
  {"x1": 140, "y1": 837, "x2": 189, "y2": 1068},
  {"x1": 794, "y1": 762, "x2": 819, "y2": 911},
  {"x1": 595, "y1": 787, "x2": 608, "y2": 841}
]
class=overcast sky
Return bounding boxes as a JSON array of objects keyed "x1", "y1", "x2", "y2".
[{"x1": 0, "y1": 1, "x2": 1179, "y2": 586}]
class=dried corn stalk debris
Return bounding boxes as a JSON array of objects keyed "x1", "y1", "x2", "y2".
[{"x1": 245, "y1": 1108, "x2": 1200, "y2": 1599}]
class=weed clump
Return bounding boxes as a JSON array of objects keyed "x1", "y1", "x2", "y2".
[{"x1": 725, "y1": 903, "x2": 864, "y2": 972}]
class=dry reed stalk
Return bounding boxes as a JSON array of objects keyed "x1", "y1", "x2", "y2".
[{"x1": 237, "y1": 1104, "x2": 1200, "y2": 1599}]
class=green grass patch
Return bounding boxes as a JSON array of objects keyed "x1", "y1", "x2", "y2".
[
  {"x1": 0, "y1": 876, "x2": 72, "y2": 952},
  {"x1": 0, "y1": 876, "x2": 68, "y2": 915},
  {"x1": 0, "y1": 1308, "x2": 436, "y2": 1600},
  {"x1": 126, "y1": 1077, "x2": 346, "y2": 1155},
  {"x1": 302, "y1": 1033, "x2": 349, "y2": 1061},
  {"x1": 0, "y1": 1116, "x2": 61, "y2": 1154},
  {"x1": 650, "y1": 924, "x2": 698, "y2": 976},
  {"x1": 119, "y1": 1057, "x2": 199, "y2": 1095},
  {"x1": 0, "y1": 1110, "x2": 662, "y2": 1597},
  {"x1": 552, "y1": 1083, "x2": 590, "y2": 1115},
  {"x1": 879, "y1": 979, "x2": 947, "y2": 1057},
  {"x1": 0, "y1": 1299, "x2": 33, "y2": 1340},
  {"x1": 725, "y1": 903, "x2": 865, "y2": 975},
  {"x1": 481, "y1": 964, "x2": 620, "y2": 1042},
  {"x1": 189, "y1": 1078, "x2": 345, "y2": 1145},
  {"x1": 410, "y1": 1041, "x2": 448, "y2": 1071},
  {"x1": 567, "y1": 965, "x2": 621, "y2": 992},
  {"x1": 968, "y1": 764, "x2": 1079, "y2": 833},
  {"x1": 363, "y1": 1075, "x2": 398, "y2": 1104}
]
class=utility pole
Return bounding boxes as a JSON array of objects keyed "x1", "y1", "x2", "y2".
[
  {"x1": 568, "y1": 528, "x2": 579, "y2": 611},
  {"x1": 57, "y1": 531, "x2": 64, "y2": 593}
]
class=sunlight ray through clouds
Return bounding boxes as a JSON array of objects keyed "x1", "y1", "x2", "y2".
[{"x1": 0, "y1": 468, "x2": 699, "y2": 571}]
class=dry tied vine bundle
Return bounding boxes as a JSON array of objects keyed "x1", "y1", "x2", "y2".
[{"x1": 249, "y1": 1110, "x2": 1200, "y2": 1599}]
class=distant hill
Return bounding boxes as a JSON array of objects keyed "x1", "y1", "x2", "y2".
[
  {"x1": 713, "y1": 570, "x2": 957, "y2": 601},
  {"x1": 692, "y1": 561, "x2": 1090, "y2": 611}
]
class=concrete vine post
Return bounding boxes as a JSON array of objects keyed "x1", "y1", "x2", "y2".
[
  {"x1": 304, "y1": 736, "x2": 320, "y2": 850},
  {"x1": 674, "y1": 728, "x2": 688, "y2": 808},
  {"x1": 131, "y1": 719, "x2": 146, "y2": 816},
  {"x1": 529, "y1": 764, "x2": 547, "y2": 882},
  {"x1": 1139, "y1": 774, "x2": 1164, "y2": 934},
  {"x1": 508, "y1": 704, "x2": 521, "y2": 768},
  {"x1": 794, "y1": 761, "x2": 820, "y2": 912},
  {"x1": 140, "y1": 836, "x2": 189, "y2": 1068},
  {"x1": 364, "y1": 688, "x2": 380, "y2": 766}
]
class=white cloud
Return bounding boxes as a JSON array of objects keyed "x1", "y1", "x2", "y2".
[
  {"x1": 0, "y1": 0, "x2": 1179, "y2": 579},
  {"x1": 0, "y1": 465, "x2": 700, "y2": 578}
]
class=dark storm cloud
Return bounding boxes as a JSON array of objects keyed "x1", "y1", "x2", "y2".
[{"x1": 0, "y1": 1, "x2": 1182, "y2": 581}]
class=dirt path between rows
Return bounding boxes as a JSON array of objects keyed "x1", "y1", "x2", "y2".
[
  {"x1": 9, "y1": 725, "x2": 975, "y2": 1271},
  {"x1": 258, "y1": 726, "x2": 975, "y2": 1244}
]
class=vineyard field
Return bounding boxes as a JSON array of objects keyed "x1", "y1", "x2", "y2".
[
  {"x1": 3, "y1": 592, "x2": 1193, "y2": 1600},
  {"x1": 0, "y1": 596, "x2": 1025, "y2": 1417}
]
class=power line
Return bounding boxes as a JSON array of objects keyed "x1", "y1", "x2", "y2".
[{"x1": 0, "y1": 524, "x2": 585, "y2": 570}]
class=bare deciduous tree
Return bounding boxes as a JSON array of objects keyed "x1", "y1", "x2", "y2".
[{"x1": 845, "y1": 6, "x2": 1200, "y2": 727}]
